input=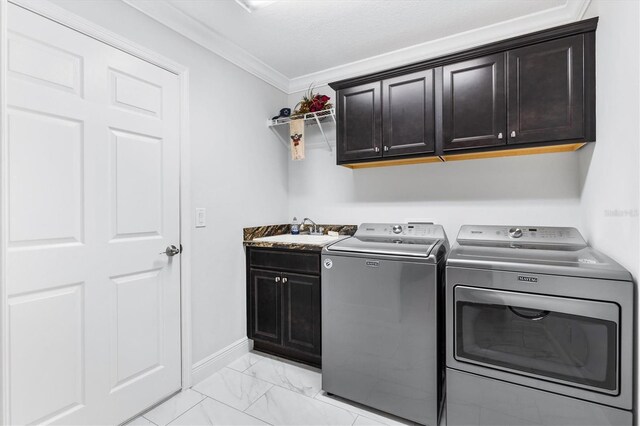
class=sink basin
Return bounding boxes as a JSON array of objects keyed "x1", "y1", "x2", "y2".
[{"x1": 253, "y1": 234, "x2": 347, "y2": 245}]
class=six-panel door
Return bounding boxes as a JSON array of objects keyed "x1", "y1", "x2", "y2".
[
  {"x1": 382, "y1": 69, "x2": 436, "y2": 157},
  {"x1": 507, "y1": 35, "x2": 585, "y2": 145},
  {"x1": 442, "y1": 53, "x2": 507, "y2": 151},
  {"x1": 6, "y1": 4, "x2": 181, "y2": 424},
  {"x1": 337, "y1": 82, "x2": 383, "y2": 162},
  {"x1": 249, "y1": 269, "x2": 282, "y2": 344},
  {"x1": 282, "y1": 273, "x2": 321, "y2": 356}
]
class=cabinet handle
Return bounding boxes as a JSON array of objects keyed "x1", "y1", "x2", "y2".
[
  {"x1": 374, "y1": 146, "x2": 380, "y2": 153},
  {"x1": 275, "y1": 276, "x2": 280, "y2": 283},
  {"x1": 510, "y1": 131, "x2": 516, "y2": 137},
  {"x1": 282, "y1": 277, "x2": 288, "y2": 284},
  {"x1": 383, "y1": 146, "x2": 389, "y2": 152},
  {"x1": 497, "y1": 132, "x2": 503, "y2": 139}
]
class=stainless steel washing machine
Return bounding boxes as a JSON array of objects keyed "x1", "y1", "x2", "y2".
[
  {"x1": 322, "y1": 223, "x2": 449, "y2": 426},
  {"x1": 446, "y1": 225, "x2": 634, "y2": 426}
]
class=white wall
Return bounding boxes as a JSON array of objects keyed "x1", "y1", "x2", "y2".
[
  {"x1": 47, "y1": 0, "x2": 290, "y2": 366},
  {"x1": 287, "y1": 90, "x2": 583, "y2": 242},
  {"x1": 579, "y1": 0, "x2": 640, "y2": 413},
  {"x1": 579, "y1": 0, "x2": 639, "y2": 280}
]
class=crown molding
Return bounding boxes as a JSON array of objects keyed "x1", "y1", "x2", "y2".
[
  {"x1": 122, "y1": 0, "x2": 290, "y2": 92},
  {"x1": 288, "y1": 0, "x2": 591, "y2": 93},
  {"x1": 122, "y1": 0, "x2": 590, "y2": 94}
]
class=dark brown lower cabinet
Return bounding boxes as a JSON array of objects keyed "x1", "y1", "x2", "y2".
[
  {"x1": 248, "y1": 269, "x2": 281, "y2": 345},
  {"x1": 247, "y1": 247, "x2": 321, "y2": 367},
  {"x1": 282, "y1": 273, "x2": 321, "y2": 356}
]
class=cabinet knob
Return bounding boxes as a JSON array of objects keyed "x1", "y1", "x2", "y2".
[
  {"x1": 497, "y1": 132, "x2": 503, "y2": 139},
  {"x1": 374, "y1": 146, "x2": 380, "y2": 153},
  {"x1": 383, "y1": 146, "x2": 389, "y2": 152},
  {"x1": 282, "y1": 277, "x2": 288, "y2": 284},
  {"x1": 510, "y1": 131, "x2": 516, "y2": 137},
  {"x1": 275, "y1": 276, "x2": 280, "y2": 283}
]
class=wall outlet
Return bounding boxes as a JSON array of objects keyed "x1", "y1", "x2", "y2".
[{"x1": 195, "y1": 208, "x2": 206, "y2": 228}]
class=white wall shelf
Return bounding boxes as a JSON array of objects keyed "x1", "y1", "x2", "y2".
[{"x1": 267, "y1": 108, "x2": 335, "y2": 152}]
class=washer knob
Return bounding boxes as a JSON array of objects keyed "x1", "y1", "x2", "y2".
[
  {"x1": 392, "y1": 225, "x2": 403, "y2": 234},
  {"x1": 509, "y1": 227, "x2": 523, "y2": 238}
]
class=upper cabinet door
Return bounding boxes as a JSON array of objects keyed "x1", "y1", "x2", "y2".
[
  {"x1": 337, "y1": 82, "x2": 382, "y2": 163},
  {"x1": 507, "y1": 35, "x2": 585, "y2": 145},
  {"x1": 442, "y1": 53, "x2": 507, "y2": 152},
  {"x1": 382, "y1": 69, "x2": 435, "y2": 157}
]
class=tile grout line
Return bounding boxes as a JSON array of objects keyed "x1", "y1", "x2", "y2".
[
  {"x1": 161, "y1": 399, "x2": 200, "y2": 426},
  {"x1": 143, "y1": 390, "x2": 205, "y2": 426},
  {"x1": 202, "y1": 394, "x2": 276, "y2": 426},
  {"x1": 140, "y1": 415, "x2": 159, "y2": 425}
]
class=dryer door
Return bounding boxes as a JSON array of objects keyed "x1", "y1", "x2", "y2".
[{"x1": 454, "y1": 286, "x2": 619, "y2": 395}]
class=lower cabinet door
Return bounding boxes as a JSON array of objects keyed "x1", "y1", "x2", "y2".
[
  {"x1": 249, "y1": 269, "x2": 282, "y2": 344},
  {"x1": 282, "y1": 272, "x2": 321, "y2": 356}
]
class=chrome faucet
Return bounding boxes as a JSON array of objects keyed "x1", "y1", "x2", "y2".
[{"x1": 301, "y1": 218, "x2": 322, "y2": 235}]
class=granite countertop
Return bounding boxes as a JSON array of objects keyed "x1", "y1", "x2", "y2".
[{"x1": 243, "y1": 224, "x2": 357, "y2": 252}]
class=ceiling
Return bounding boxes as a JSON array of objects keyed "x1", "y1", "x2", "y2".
[{"x1": 125, "y1": 0, "x2": 591, "y2": 93}]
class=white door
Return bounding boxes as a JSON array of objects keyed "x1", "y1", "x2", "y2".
[{"x1": 6, "y1": 4, "x2": 182, "y2": 424}]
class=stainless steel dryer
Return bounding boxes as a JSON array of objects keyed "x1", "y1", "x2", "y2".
[
  {"x1": 322, "y1": 223, "x2": 449, "y2": 426},
  {"x1": 446, "y1": 225, "x2": 634, "y2": 426}
]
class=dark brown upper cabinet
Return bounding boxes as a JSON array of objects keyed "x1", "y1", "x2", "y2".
[
  {"x1": 382, "y1": 69, "x2": 435, "y2": 156},
  {"x1": 337, "y1": 82, "x2": 382, "y2": 162},
  {"x1": 330, "y1": 17, "x2": 597, "y2": 168},
  {"x1": 507, "y1": 35, "x2": 586, "y2": 145},
  {"x1": 442, "y1": 54, "x2": 506, "y2": 152}
]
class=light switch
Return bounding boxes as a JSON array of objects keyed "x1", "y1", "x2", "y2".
[{"x1": 195, "y1": 208, "x2": 206, "y2": 228}]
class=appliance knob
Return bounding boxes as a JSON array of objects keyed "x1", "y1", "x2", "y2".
[
  {"x1": 509, "y1": 227, "x2": 523, "y2": 238},
  {"x1": 393, "y1": 225, "x2": 403, "y2": 234}
]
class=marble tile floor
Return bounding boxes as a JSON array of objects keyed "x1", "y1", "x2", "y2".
[{"x1": 126, "y1": 351, "x2": 437, "y2": 426}]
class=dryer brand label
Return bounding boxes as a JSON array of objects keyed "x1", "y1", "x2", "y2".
[
  {"x1": 365, "y1": 260, "x2": 380, "y2": 268},
  {"x1": 518, "y1": 275, "x2": 538, "y2": 283}
]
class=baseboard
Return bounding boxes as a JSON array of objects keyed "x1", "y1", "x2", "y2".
[{"x1": 191, "y1": 337, "x2": 252, "y2": 385}]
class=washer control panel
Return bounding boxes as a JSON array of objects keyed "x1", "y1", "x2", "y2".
[
  {"x1": 457, "y1": 225, "x2": 586, "y2": 247},
  {"x1": 355, "y1": 223, "x2": 446, "y2": 240}
]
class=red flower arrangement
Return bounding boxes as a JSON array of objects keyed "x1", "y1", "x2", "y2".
[{"x1": 293, "y1": 84, "x2": 333, "y2": 116}]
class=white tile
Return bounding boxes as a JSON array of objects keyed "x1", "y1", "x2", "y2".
[
  {"x1": 245, "y1": 385, "x2": 357, "y2": 426},
  {"x1": 126, "y1": 416, "x2": 156, "y2": 426},
  {"x1": 143, "y1": 389, "x2": 205, "y2": 426},
  {"x1": 193, "y1": 367, "x2": 273, "y2": 411},
  {"x1": 169, "y1": 398, "x2": 268, "y2": 426},
  {"x1": 353, "y1": 416, "x2": 387, "y2": 426},
  {"x1": 244, "y1": 355, "x2": 322, "y2": 397},
  {"x1": 226, "y1": 351, "x2": 268, "y2": 372},
  {"x1": 314, "y1": 391, "x2": 414, "y2": 426}
]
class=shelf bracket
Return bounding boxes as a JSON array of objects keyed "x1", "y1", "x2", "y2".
[
  {"x1": 269, "y1": 126, "x2": 289, "y2": 149},
  {"x1": 313, "y1": 113, "x2": 332, "y2": 152}
]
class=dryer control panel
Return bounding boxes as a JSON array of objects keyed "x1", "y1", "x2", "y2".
[{"x1": 457, "y1": 225, "x2": 587, "y2": 248}]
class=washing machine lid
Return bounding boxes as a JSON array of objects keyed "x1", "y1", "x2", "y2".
[
  {"x1": 447, "y1": 225, "x2": 632, "y2": 281},
  {"x1": 325, "y1": 223, "x2": 446, "y2": 258}
]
